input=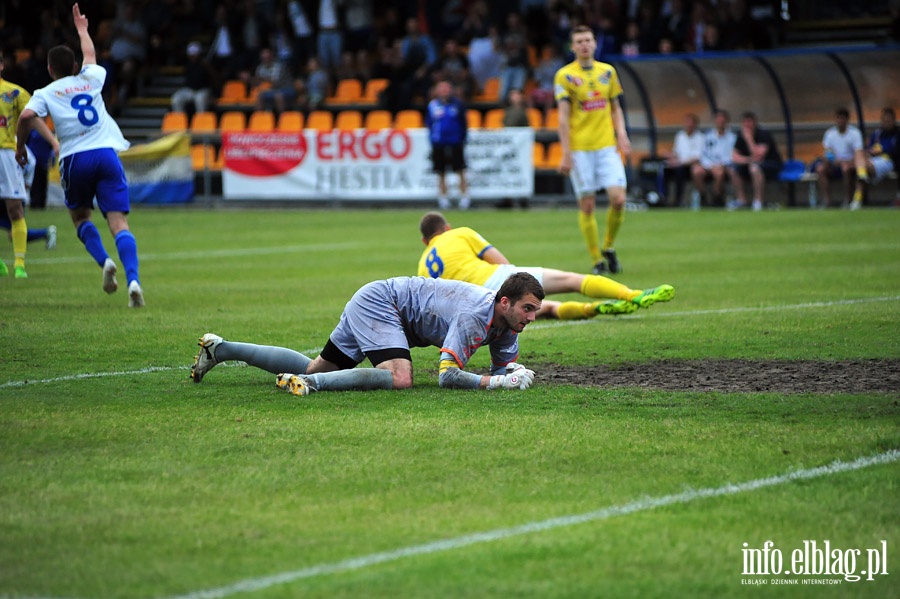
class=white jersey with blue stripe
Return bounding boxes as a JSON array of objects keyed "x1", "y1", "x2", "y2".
[{"x1": 25, "y1": 64, "x2": 129, "y2": 159}]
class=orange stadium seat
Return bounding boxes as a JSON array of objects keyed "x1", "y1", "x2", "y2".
[
  {"x1": 161, "y1": 111, "x2": 188, "y2": 133},
  {"x1": 533, "y1": 142, "x2": 548, "y2": 169},
  {"x1": 189, "y1": 111, "x2": 218, "y2": 135},
  {"x1": 466, "y1": 109, "x2": 482, "y2": 129},
  {"x1": 306, "y1": 110, "x2": 334, "y2": 131},
  {"x1": 364, "y1": 110, "x2": 393, "y2": 130},
  {"x1": 362, "y1": 78, "x2": 389, "y2": 104},
  {"x1": 218, "y1": 111, "x2": 246, "y2": 133},
  {"x1": 219, "y1": 80, "x2": 247, "y2": 104},
  {"x1": 335, "y1": 110, "x2": 363, "y2": 130},
  {"x1": 545, "y1": 141, "x2": 562, "y2": 167},
  {"x1": 543, "y1": 108, "x2": 559, "y2": 130},
  {"x1": 248, "y1": 111, "x2": 275, "y2": 132},
  {"x1": 483, "y1": 108, "x2": 504, "y2": 129},
  {"x1": 190, "y1": 144, "x2": 217, "y2": 171},
  {"x1": 329, "y1": 78, "x2": 363, "y2": 104},
  {"x1": 474, "y1": 78, "x2": 500, "y2": 103},
  {"x1": 394, "y1": 110, "x2": 423, "y2": 130},
  {"x1": 277, "y1": 111, "x2": 304, "y2": 132},
  {"x1": 526, "y1": 107, "x2": 542, "y2": 129}
]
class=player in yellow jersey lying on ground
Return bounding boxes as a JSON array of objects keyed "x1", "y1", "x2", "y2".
[{"x1": 416, "y1": 212, "x2": 673, "y2": 320}]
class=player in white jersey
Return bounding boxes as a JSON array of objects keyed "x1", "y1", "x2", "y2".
[
  {"x1": 690, "y1": 109, "x2": 738, "y2": 207},
  {"x1": 16, "y1": 3, "x2": 144, "y2": 307},
  {"x1": 814, "y1": 107, "x2": 864, "y2": 208},
  {"x1": 190, "y1": 274, "x2": 544, "y2": 395}
]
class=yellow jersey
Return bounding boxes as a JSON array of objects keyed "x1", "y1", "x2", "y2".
[
  {"x1": 0, "y1": 79, "x2": 31, "y2": 150},
  {"x1": 417, "y1": 227, "x2": 500, "y2": 286},
  {"x1": 553, "y1": 60, "x2": 622, "y2": 151}
]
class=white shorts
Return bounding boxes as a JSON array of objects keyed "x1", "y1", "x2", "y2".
[
  {"x1": 0, "y1": 150, "x2": 27, "y2": 201},
  {"x1": 484, "y1": 264, "x2": 544, "y2": 290},
  {"x1": 570, "y1": 146, "x2": 627, "y2": 198},
  {"x1": 871, "y1": 155, "x2": 895, "y2": 184}
]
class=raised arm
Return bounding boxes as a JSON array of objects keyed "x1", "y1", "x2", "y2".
[{"x1": 73, "y1": 3, "x2": 97, "y2": 66}]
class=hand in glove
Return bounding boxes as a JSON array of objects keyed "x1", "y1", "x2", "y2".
[{"x1": 488, "y1": 363, "x2": 535, "y2": 390}]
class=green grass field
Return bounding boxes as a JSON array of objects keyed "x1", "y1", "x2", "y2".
[{"x1": 1, "y1": 205, "x2": 898, "y2": 599}]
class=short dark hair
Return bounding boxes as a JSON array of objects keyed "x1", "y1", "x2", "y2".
[
  {"x1": 835, "y1": 108, "x2": 849, "y2": 118},
  {"x1": 419, "y1": 211, "x2": 449, "y2": 240},
  {"x1": 496, "y1": 272, "x2": 545, "y2": 305},
  {"x1": 715, "y1": 109, "x2": 730, "y2": 120},
  {"x1": 48, "y1": 45, "x2": 77, "y2": 79},
  {"x1": 571, "y1": 25, "x2": 594, "y2": 38},
  {"x1": 741, "y1": 111, "x2": 757, "y2": 122},
  {"x1": 883, "y1": 106, "x2": 896, "y2": 119}
]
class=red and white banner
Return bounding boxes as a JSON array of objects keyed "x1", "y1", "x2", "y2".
[{"x1": 221, "y1": 128, "x2": 534, "y2": 201}]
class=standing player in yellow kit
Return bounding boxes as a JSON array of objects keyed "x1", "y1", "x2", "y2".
[{"x1": 555, "y1": 25, "x2": 631, "y2": 275}]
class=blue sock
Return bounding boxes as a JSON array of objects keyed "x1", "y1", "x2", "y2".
[
  {"x1": 114, "y1": 230, "x2": 140, "y2": 286},
  {"x1": 27, "y1": 228, "x2": 48, "y2": 242},
  {"x1": 77, "y1": 221, "x2": 110, "y2": 266}
]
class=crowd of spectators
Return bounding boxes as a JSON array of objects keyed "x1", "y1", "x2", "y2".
[{"x1": 0, "y1": 0, "x2": 895, "y2": 117}]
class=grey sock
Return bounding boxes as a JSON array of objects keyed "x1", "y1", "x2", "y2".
[
  {"x1": 309, "y1": 368, "x2": 393, "y2": 392},
  {"x1": 217, "y1": 341, "x2": 312, "y2": 375}
]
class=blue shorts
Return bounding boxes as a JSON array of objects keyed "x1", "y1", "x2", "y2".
[{"x1": 60, "y1": 148, "x2": 129, "y2": 216}]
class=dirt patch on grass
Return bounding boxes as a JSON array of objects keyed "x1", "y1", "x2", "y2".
[{"x1": 542, "y1": 359, "x2": 900, "y2": 394}]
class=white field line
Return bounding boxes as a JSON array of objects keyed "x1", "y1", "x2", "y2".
[
  {"x1": 23, "y1": 242, "x2": 363, "y2": 265},
  {"x1": 2, "y1": 295, "x2": 898, "y2": 390},
  {"x1": 157, "y1": 450, "x2": 900, "y2": 599},
  {"x1": 3, "y1": 451, "x2": 895, "y2": 599}
]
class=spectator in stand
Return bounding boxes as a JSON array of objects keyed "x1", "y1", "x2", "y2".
[
  {"x1": 253, "y1": 47, "x2": 296, "y2": 114},
  {"x1": 304, "y1": 56, "x2": 330, "y2": 109},
  {"x1": 270, "y1": 10, "x2": 296, "y2": 71},
  {"x1": 502, "y1": 88, "x2": 530, "y2": 127},
  {"x1": 498, "y1": 12, "x2": 530, "y2": 107},
  {"x1": 108, "y1": 1, "x2": 147, "y2": 108},
  {"x1": 460, "y1": 0, "x2": 490, "y2": 44},
  {"x1": 398, "y1": 17, "x2": 437, "y2": 102},
  {"x1": 355, "y1": 49, "x2": 373, "y2": 83},
  {"x1": 730, "y1": 111, "x2": 782, "y2": 211},
  {"x1": 334, "y1": 50, "x2": 359, "y2": 83},
  {"x1": 529, "y1": 43, "x2": 564, "y2": 116},
  {"x1": 701, "y1": 21, "x2": 725, "y2": 52},
  {"x1": 238, "y1": 0, "x2": 269, "y2": 75},
  {"x1": 170, "y1": 42, "x2": 213, "y2": 116},
  {"x1": 719, "y1": 0, "x2": 754, "y2": 50},
  {"x1": 684, "y1": 2, "x2": 709, "y2": 53},
  {"x1": 853, "y1": 106, "x2": 900, "y2": 210},
  {"x1": 208, "y1": 4, "x2": 240, "y2": 86},
  {"x1": 426, "y1": 80, "x2": 470, "y2": 211},
  {"x1": 468, "y1": 24, "x2": 503, "y2": 92},
  {"x1": 373, "y1": 6, "x2": 405, "y2": 49},
  {"x1": 660, "y1": 0, "x2": 688, "y2": 51},
  {"x1": 636, "y1": 3, "x2": 662, "y2": 54},
  {"x1": 431, "y1": 39, "x2": 476, "y2": 101},
  {"x1": 23, "y1": 45, "x2": 53, "y2": 94},
  {"x1": 814, "y1": 107, "x2": 864, "y2": 208},
  {"x1": 592, "y1": 15, "x2": 619, "y2": 59},
  {"x1": 317, "y1": 0, "x2": 344, "y2": 75},
  {"x1": 691, "y1": 109, "x2": 738, "y2": 208},
  {"x1": 286, "y1": 0, "x2": 315, "y2": 73},
  {"x1": 663, "y1": 113, "x2": 704, "y2": 207},
  {"x1": 344, "y1": 0, "x2": 375, "y2": 53},
  {"x1": 1, "y1": 49, "x2": 27, "y2": 88},
  {"x1": 620, "y1": 21, "x2": 641, "y2": 57}
]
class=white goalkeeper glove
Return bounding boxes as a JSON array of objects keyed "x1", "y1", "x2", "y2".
[{"x1": 487, "y1": 363, "x2": 535, "y2": 390}]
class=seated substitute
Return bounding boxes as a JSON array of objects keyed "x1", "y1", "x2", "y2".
[
  {"x1": 814, "y1": 107, "x2": 864, "y2": 208},
  {"x1": 663, "y1": 113, "x2": 703, "y2": 207},
  {"x1": 730, "y1": 111, "x2": 782, "y2": 211},
  {"x1": 416, "y1": 211, "x2": 674, "y2": 320},
  {"x1": 690, "y1": 109, "x2": 737, "y2": 208},
  {"x1": 852, "y1": 106, "x2": 900, "y2": 210},
  {"x1": 191, "y1": 273, "x2": 543, "y2": 395}
]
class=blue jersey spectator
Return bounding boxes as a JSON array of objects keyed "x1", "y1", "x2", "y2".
[{"x1": 426, "y1": 81, "x2": 470, "y2": 210}]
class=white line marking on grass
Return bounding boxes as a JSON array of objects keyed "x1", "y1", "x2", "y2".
[
  {"x1": 528, "y1": 295, "x2": 900, "y2": 331},
  {"x1": 2, "y1": 296, "x2": 897, "y2": 389},
  {"x1": 157, "y1": 449, "x2": 899, "y2": 599},
  {"x1": 24, "y1": 243, "x2": 362, "y2": 265}
]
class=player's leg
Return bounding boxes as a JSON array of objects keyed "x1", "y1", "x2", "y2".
[
  {"x1": 815, "y1": 159, "x2": 832, "y2": 207},
  {"x1": 4, "y1": 199, "x2": 28, "y2": 278},
  {"x1": 277, "y1": 346, "x2": 399, "y2": 395},
  {"x1": 190, "y1": 332, "x2": 319, "y2": 383},
  {"x1": 569, "y1": 151, "x2": 602, "y2": 268},
  {"x1": 454, "y1": 145, "x2": 470, "y2": 209},
  {"x1": 540, "y1": 267, "x2": 634, "y2": 299},
  {"x1": 749, "y1": 163, "x2": 765, "y2": 210},
  {"x1": 96, "y1": 150, "x2": 143, "y2": 306},
  {"x1": 690, "y1": 163, "x2": 708, "y2": 204},
  {"x1": 597, "y1": 148, "x2": 628, "y2": 274},
  {"x1": 839, "y1": 160, "x2": 856, "y2": 205},
  {"x1": 434, "y1": 146, "x2": 450, "y2": 210},
  {"x1": 62, "y1": 153, "x2": 117, "y2": 288}
]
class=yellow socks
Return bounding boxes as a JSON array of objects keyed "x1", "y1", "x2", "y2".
[
  {"x1": 555, "y1": 301, "x2": 595, "y2": 320},
  {"x1": 578, "y1": 211, "x2": 601, "y2": 262},
  {"x1": 603, "y1": 205, "x2": 624, "y2": 250},
  {"x1": 11, "y1": 218, "x2": 27, "y2": 269},
  {"x1": 581, "y1": 274, "x2": 638, "y2": 301}
]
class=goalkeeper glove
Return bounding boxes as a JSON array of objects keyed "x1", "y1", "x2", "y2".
[{"x1": 487, "y1": 363, "x2": 535, "y2": 390}]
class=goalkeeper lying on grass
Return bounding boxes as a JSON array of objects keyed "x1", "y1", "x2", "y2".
[{"x1": 190, "y1": 273, "x2": 542, "y2": 395}]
